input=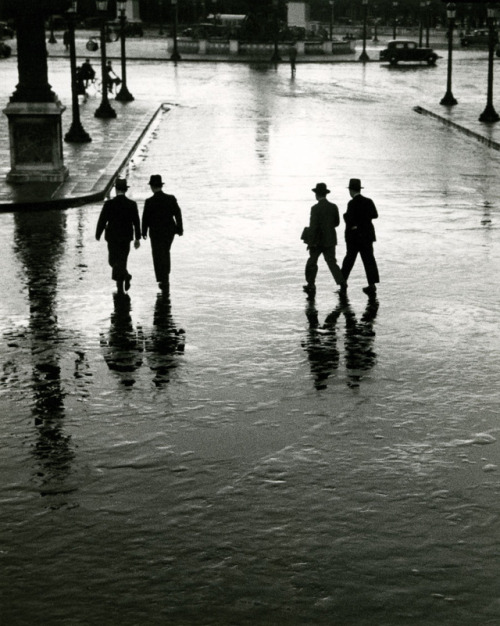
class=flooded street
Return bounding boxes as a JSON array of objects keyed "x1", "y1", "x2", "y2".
[{"x1": 2, "y1": 57, "x2": 500, "y2": 625}]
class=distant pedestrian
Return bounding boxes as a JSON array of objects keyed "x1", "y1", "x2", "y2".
[
  {"x1": 142, "y1": 175, "x2": 184, "y2": 293},
  {"x1": 303, "y1": 182, "x2": 347, "y2": 299},
  {"x1": 105, "y1": 60, "x2": 121, "y2": 93},
  {"x1": 80, "y1": 58, "x2": 96, "y2": 87},
  {"x1": 96, "y1": 179, "x2": 141, "y2": 295},
  {"x1": 289, "y1": 43, "x2": 297, "y2": 74},
  {"x1": 340, "y1": 178, "x2": 380, "y2": 296}
]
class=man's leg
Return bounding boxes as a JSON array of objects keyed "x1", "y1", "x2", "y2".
[
  {"x1": 323, "y1": 247, "x2": 347, "y2": 287},
  {"x1": 341, "y1": 244, "x2": 358, "y2": 283},
  {"x1": 359, "y1": 242, "x2": 380, "y2": 287},
  {"x1": 305, "y1": 248, "x2": 321, "y2": 294}
]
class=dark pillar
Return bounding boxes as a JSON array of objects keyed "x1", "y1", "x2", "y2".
[{"x1": 2, "y1": 1, "x2": 68, "y2": 183}]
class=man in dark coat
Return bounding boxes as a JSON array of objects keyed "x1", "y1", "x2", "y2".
[
  {"x1": 341, "y1": 178, "x2": 380, "y2": 296},
  {"x1": 96, "y1": 178, "x2": 141, "y2": 294},
  {"x1": 141, "y1": 174, "x2": 184, "y2": 292},
  {"x1": 303, "y1": 182, "x2": 347, "y2": 298}
]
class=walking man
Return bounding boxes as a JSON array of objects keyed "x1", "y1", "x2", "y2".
[
  {"x1": 96, "y1": 178, "x2": 141, "y2": 294},
  {"x1": 142, "y1": 174, "x2": 184, "y2": 292},
  {"x1": 341, "y1": 178, "x2": 379, "y2": 296},
  {"x1": 303, "y1": 182, "x2": 347, "y2": 299}
]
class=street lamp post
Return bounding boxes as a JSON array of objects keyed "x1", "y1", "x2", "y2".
[
  {"x1": 171, "y1": 0, "x2": 181, "y2": 61},
  {"x1": 359, "y1": 0, "x2": 370, "y2": 62},
  {"x1": 212, "y1": 0, "x2": 217, "y2": 27},
  {"x1": 115, "y1": 0, "x2": 134, "y2": 101},
  {"x1": 440, "y1": 3, "x2": 457, "y2": 106},
  {"x1": 419, "y1": 1, "x2": 425, "y2": 46},
  {"x1": 392, "y1": 1, "x2": 398, "y2": 40},
  {"x1": 479, "y1": 4, "x2": 499, "y2": 122},
  {"x1": 48, "y1": 15, "x2": 57, "y2": 44},
  {"x1": 159, "y1": 0, "x2": 164, "y2": 35},
  {"x1": 65, "y1": 1, "x2": 92, "y2": 142},
  {"x1": 329, "y1": 1, "x2": 334, "y2": 40},
  {"x1": 271, "y1": 0, "x2": 281, "y2": 63},
  {"x1": 94, "y1": 0, "x2": 117, "y2": 118},
  {"x1": 426, "y1": 1, "x2": 431, "y2": 47}
]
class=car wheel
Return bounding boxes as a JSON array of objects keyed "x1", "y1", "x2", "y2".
[
  {"x1": 427, "y1": 55, "x2": 437, "y2": 66},
  {"x1": 390, "y1": 56, "x2": 398, "y2": 66}
]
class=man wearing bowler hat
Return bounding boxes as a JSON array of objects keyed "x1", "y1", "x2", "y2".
[
  {"x1": 96, "y1": 178, "x2": 141, "y2": 295},
  {"x1": 142, "y1": 174, "x2": 184, "y2": 292},
  {"x1": 303, "y1": 182, "x2": 347, "y2": 298},
  {"x1": 341, "y1": 178, "x2": 379, "y2": 296}
]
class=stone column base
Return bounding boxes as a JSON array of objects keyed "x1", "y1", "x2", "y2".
[{"x1": 3, "y1": 101, "x2": 69, "y2": 183}]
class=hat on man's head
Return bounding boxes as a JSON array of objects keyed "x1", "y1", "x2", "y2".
[
  {"x1": 312, "y1": 182, "x2": 330, "y2": 195},
  {"x1": 348, "y1": 178, "x2": 363, "y2": 192},
  {"x1": 115, "y1": 178, "x2": 129, "y2": 191},
  {"x1": 149, "y1": 174, "x2": 164, "y2": 187}
]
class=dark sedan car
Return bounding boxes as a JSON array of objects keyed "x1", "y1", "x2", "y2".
[
  {"x1": 460, "y1": 29, "x2": 497, "y2": 47},
  {"x1": 380, "y1": 40, "x2": 438, "y2": 66}
]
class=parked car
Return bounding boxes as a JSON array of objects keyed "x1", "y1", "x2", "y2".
[
  {"x1": 0, "y1": 41, "x2": 12, "y2": 57},
  {"x1": 460, "y1": 29, "x2": 497, "y2": 47},
  {"x1": 379, "y1": 40, "x2": 438, "y2": 66}
]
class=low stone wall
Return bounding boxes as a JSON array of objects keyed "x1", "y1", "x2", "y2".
[{"x1": 170, "y1": 38, "x2": 354, "y2": 57}]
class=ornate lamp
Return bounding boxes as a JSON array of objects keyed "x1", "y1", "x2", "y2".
[
  {"x1": 65, "y1": 0, "x2": 92, "y2": 142},
  {"x1": 95, "y1": 0, "x2": 117, "y2": 118},
  {"x1": 440, "y1": 3, "x2": 457, "y2": 106},
  {"x1": 115, "y1": 0, "x2": 134, "y2": 100}
]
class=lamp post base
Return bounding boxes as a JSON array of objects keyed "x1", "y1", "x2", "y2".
[
  {"x1": 479, "y1": 105, "x2": 499, "y2": 123},
  {"x1": 95, "y1": 101, "x2": 117, "y2": 118},
  {"x1": 170, "y1": 51, "x2": 182, "y2": 61},
  {"x1": 64, "y1": 121, "x2": 92, "y2": 143},
  {"x1": 115, "y1": 86, "x2": 134, "y2": 102},
  {"x1": 440, "y1": 92, "x2": 458, "y2": 106},
  {"x1": 359, "y1": 51, "x2": 370, "y2": 62}
]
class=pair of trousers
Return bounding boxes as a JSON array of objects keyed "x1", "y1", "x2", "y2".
[
  {"x1": 108, "y1": 239, "x2": 131, "y2": 282},
  {"x1": 150, "y1": 237, "x2": 174, "y2": 284},
  {"x1": 341, "y1": 240, "x2": 379, "y2": 285},
  {"x1": 305, "y1": 246, "x2": 345, "y2": 286}
]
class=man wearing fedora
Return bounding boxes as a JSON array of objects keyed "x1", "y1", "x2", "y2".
[
  {"x1": 303, "y1": 182, "x2": 347, "y2": 298},
  {"x1": 341, "y1": 178, "x2": 379, "y2": 296},
  {"x1": 142, "y1": 174, "x2": 184, "y2": 292},
  {"x1": 96, "y1": 178, "x2": 141, "y2": 295}
]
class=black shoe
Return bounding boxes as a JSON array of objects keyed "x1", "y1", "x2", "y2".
[{"x1": 362, "y1": 285, "x2": 377, "y2": 296}]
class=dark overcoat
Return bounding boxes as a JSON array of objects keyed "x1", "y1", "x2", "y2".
[
  {"x1": 141, "y1": 191, "x2": 183, "y2": 241},
  {"x1": 308, "y1": 198, "x2": 340, "y2": 249},
  {"x1": 95, "y1": 195, "x2": 141, "y2": 243}
]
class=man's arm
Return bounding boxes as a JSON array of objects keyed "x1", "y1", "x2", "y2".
[
  {"x1": 95, "y1": 202, "x2": 109, "y2": 241},
  {"x1": 172, "y1": 196, "x2": 184, "y2": 236}
]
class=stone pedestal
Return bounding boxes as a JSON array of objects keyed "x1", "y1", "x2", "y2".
[{"x1": 3, "y1": 101, "x2": 68, "y2": 183}]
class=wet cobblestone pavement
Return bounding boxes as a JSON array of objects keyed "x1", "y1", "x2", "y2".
[{"x1": 1, "y1": 51, "x2": 500, "y2": 625}]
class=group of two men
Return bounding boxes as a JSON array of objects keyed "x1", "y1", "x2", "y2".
[
  {"x1": 95, "y1": 174, "x2": 183, "y2": 295},
  {"x1": 304, "y1": 178, "x2": 379, "y2": 298}
]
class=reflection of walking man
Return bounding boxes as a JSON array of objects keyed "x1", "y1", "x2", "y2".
[
  {"x1": 142, "y1": 175, "x2": 184, "y2": 293},
  {"x1": 303, "y1": 182, "x2": 347, "y2": 298},
  {"x1": 341, "y1": 178, "x2": 380, "y2": 296},
  {"x1": 96, "y1": 179, "x2": 141, "y2": 294}
]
